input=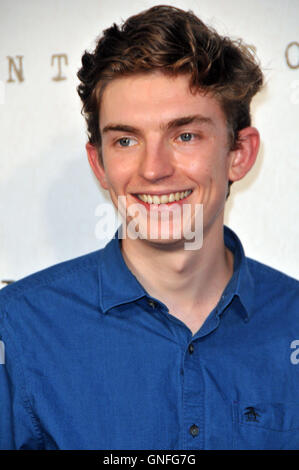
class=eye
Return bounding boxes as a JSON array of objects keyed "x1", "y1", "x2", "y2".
[
  {"x1": 178, "y1": 133, "x2": 195, "y2": 142},
  {"x1": 116, "y1": 137, "x2": 137, "y2": 147}
]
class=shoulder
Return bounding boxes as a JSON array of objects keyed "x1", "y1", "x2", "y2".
[
  {"x1": 247, "y1": 257, "x2": 299, "y2": 290},
  {"x1": 245, "y1": 257, "x2": 299, "y2": 320},
  {"x1": 0, "y1": 248, "x2": 103, "y2": 314}
]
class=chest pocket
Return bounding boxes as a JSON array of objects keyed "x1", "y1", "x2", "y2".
[{"x1": 232, "y1": 401, "x2": 299, "y2": 450}]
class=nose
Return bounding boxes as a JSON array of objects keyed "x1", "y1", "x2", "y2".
[{"x1": 138, "y1": 139, "x2": 175, "y2": 182}]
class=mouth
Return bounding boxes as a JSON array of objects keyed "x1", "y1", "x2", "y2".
[{"x1": 134, "y1": 190, "x2": 193, "y2": 205}]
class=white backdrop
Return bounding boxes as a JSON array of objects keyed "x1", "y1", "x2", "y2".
[{"x1": 0, "y1": 0, "x2": 298, "y2": 285}]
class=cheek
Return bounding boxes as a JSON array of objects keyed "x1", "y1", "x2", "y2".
[
  {"x1": 206, "y1": 149, "x2": 231, "y2": 179},
  {"x1": 184, "y1": 158, "x2": 221, "y2": 184},
  {"x1": 102, "y1": 160, "x2": 133, "y2": 190}
]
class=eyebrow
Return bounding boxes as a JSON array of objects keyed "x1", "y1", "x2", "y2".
[{"x1": 101, "y1": 114, "x2": 215, "y2": 136}]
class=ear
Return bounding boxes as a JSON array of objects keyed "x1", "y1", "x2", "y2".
[
  {"x1": 228, "y1": 127, "x2": 260, "y2": 182},
  {"x1": 86, "y1": 142, "x2": 109, "y2": 190}
]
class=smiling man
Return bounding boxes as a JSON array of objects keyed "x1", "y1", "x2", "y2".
[
  {"x1": 86, "y1": 70, "x2": 259, "y2": 334},
  {"x1": 0, "y1": 5, "x2": 299, "y2": 450}
]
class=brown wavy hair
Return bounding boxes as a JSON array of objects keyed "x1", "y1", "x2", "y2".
[{"x1": 77, "y1": 4, "x2": 263, "y2": 192}]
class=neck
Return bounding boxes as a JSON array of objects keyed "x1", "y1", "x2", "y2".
[{"x1": 121, "y1": 220, "x2": 234, "y2": 332}]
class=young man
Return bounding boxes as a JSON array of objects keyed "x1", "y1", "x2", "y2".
[{"x1": 0, "y1": 5, "x2": 298, "y2": 450}]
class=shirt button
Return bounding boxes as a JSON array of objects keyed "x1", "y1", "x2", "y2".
[
  {"x1": 189, "y1": 424, "x2": 199, "y2": 437},
  {"x1": 188, "y1": 343, "x2": 194, "y2": 354},
  {"x1": 147, "y1": 299, "x2": 156, "y2": 309}
]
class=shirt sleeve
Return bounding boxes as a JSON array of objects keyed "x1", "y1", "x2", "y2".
[{"x1": 0, "y1": 312, "x2": 42, "y2": 449}]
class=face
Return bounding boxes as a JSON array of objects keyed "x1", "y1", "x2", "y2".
[{"x1": 87, "y1": 71, "x2": 258, "y2": 246}]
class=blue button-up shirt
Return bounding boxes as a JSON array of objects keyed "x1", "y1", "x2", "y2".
[{"x1": 0, "y1": 226, "x2": 299, "y2": 450}]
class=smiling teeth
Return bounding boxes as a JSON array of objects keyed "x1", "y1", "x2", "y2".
[{"x1": 137, "y1": 190, "x2": 192, "y2": 204}]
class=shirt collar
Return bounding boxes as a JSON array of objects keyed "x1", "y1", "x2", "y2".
[
  {"x1": 222, "y1": 225, "x2": 254, "y2": 321},
  {"x1": 98, "y1": 225, "x2": 254, "y2": 320},
  {"x1": 98, "y1": 229, "x2": 146, "y2": 313}
]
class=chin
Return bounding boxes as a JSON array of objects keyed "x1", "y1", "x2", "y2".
[{"x1": 139, "y1": 235, "x2": 187, "y2": 250}]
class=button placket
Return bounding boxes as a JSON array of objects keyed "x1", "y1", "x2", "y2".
[{"x1": 183, "y1": 340, "x2": 203, "y2": 449}]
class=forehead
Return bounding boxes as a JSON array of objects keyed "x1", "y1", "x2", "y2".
[{"x1": 99, "y1": 72, "x2": 227, "y2": 132}]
